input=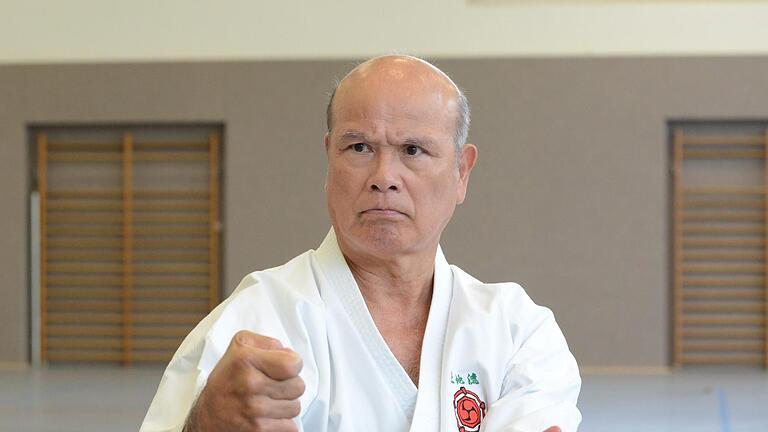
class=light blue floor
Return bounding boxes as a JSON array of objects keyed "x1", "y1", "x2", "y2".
[
  {"x1": 578, "y1": 367, "x2": 768, "y2": 432},
  {"x1": 0, "y1": 366, "x2": 766, "y2": 431}
]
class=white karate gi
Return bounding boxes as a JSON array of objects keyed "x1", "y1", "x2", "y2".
[{"x1": 140, "y1": 229, "x2": 581, "y2": 432}]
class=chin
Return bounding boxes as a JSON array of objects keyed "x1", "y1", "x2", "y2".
[{"x1": 352, "y1": 224, "x2": 410, "y2": 255}]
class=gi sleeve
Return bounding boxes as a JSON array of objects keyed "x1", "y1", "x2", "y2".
[
  {"x1": 139, "y1": 271, "x2": 324, "y2": 432},
  {"x1": 481, "y1": 288, "x2": 582, "y2": 432}
]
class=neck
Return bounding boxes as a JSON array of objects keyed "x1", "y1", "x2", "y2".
[{"x1": 340, "y1": 243, "x2": 437, "y2": 311}]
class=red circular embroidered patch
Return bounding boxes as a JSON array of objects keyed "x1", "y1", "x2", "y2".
[{"x1": 453, "y1": 386, "x2": 487, "y2": 432}]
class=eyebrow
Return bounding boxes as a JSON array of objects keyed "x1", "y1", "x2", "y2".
[
  {"x1": 339, "y1": 130, "x2": 372, "y2": 142},
  {"x1": 339, "y1": 130, "x2": 436, "y2": 148}
]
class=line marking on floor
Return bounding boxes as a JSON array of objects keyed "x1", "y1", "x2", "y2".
[{"x1": 717, "y1": 387, "x2": 731, "y2": 432}]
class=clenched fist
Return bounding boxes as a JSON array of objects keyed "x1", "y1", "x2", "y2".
[{"x1": 184, "y1": 330, "x2": 306, "y2": 432}]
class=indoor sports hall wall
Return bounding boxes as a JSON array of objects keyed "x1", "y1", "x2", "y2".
[{"x1": 2, "y1": 56, "x2": 768, "y2": 368}]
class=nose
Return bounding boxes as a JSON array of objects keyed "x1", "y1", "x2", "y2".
[{"x1": 368, "y1": 152, "x2": 401, "y2": 192}]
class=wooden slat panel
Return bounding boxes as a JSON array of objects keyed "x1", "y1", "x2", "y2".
[{"x1": 41, "y1": 128, "x2": 221, "y2": 365}]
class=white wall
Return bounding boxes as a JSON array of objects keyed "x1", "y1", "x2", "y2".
[{"x1": 3, "y1": 0, "x2": 768, "y2": 63}]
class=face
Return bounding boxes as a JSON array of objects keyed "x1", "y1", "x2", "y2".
[{"x1": 324, "y1": 58, "x2": 477, "y2": 260}]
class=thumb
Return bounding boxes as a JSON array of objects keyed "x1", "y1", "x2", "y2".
[{"x1": 232, "y1": 330, "x2": 284, "y2": 350}]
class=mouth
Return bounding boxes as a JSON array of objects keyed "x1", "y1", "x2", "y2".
[{"x1": 361, "y1": 208, "x2": 407, "y2": 217}]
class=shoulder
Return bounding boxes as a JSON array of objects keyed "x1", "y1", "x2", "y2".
[
  {"x1": 228, "y1": 249, "x2": 325, "y2": 307},
  {"x1": 449, "y1": 265, "x2": 557, "y2": 345},
  {"x1": 450, "y1": 264, "x2": 548, "y2": 317},
  {"x1": 173, "y1": 249, "x2": 328, "y2": 371}
]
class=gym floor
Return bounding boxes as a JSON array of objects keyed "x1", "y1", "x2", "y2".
[{"x1": 0, "y1": 366, "x2": 766, "y2": 431}]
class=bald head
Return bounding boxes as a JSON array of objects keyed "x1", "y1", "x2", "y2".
[{"x1": 326, "y1": 55, "x2": 470, "y2": 151}]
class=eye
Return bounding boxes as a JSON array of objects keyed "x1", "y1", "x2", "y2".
[
  {"x1": 405, "y1": 145, "x2": 422, "y2": 156},
  {"x1": 352, "y1": 143, "x2": 367, "y2": 152}
]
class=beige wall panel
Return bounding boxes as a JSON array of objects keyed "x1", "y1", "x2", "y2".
[{"x1": 3, "y1": 57, "x2": 768, "y2": 367}]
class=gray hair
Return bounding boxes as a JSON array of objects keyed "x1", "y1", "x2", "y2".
[{"x1": 325, "y1": 60, "x2": 471, "y2": 154}]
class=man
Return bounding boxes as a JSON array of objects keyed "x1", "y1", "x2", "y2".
[{"x1": 141, "y1": 55, "x2": 581, "y2": 432}]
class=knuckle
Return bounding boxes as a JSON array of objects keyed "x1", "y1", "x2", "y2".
[
  {"x1": 233, "y1": 330, "x2": 252, "y2": 346},
  {"x1": 252, "y1": 417, "x2": 272, "y2": 432},
  {"x1": 249, "y1": 396, "x2": 269, "y2": 418},
  {"x1": 242, "y1": 371, "x2": 265, "y2": 394},
  {"x1": 232, "y1": 350, "x2": 251, "y2": 370}
]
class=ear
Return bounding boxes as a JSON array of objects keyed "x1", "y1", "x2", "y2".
[
  {"x1": 324, "y1": 133, "x2": 330, "y2": 154},
  {"x1": 456, "y1": 143, "x2": 478, "y2": 204}
]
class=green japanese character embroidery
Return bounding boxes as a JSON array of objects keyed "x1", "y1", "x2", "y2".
[
  {"x1": 455, "y1": 375, "x2": 465, "y2": 385},
  {"x1": 468, "y1": 372, "x2": 479, "y2": 385}
]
